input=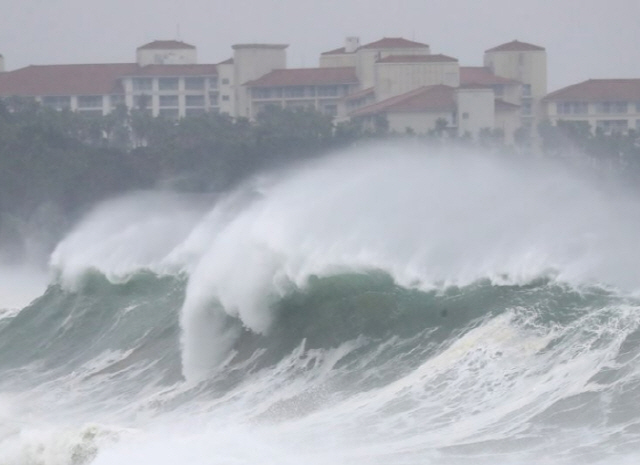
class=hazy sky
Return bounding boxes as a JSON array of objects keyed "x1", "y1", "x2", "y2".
[{"x1": 1, "y1": 0, "x2": 638, "y2": 91}]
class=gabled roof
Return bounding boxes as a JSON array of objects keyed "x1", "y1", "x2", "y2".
[
  {"x1": 0, "y1": 62, "x2": 218, "y2": 97},
  {"x1": 495, "y1": 99, "x2": 520, "y2": 111},
  {"x1": 485, "y1": 40, "x2": 545, "y2": 52},
  {"x1": 321, "y1": 47, "x2": 348, "y2": 55},
  {"x1": 361, "y1": 37, "x2": 429, "y2": 50},
  {"x1": 460, "y1": 67, "x2": 519, "y2": 86},
  {"x1": 137, "y1": 40, "x2": 196, "y2": 50},
  {"x1": 218, "y1": 57, "x2": 234, "y2": 65},
  {"x1": 544, "y1": 79, "x2": 640, "y2": 102},
  {"x1": 244, "y1": 67, "x2": 358, "y2": 87},
  {"x1": 350, "y1": 85, "x2": 455, "y2": 117},
  {"x1": 126, "y1": 64, "x2": 217, "y2": 77},
  {"x1": 0, "y1": 63, "x2": 139, "y2": 96},
  {"x1": 343, "y1": 87, "x2": 375, "y2": 102},
  {"x1": 321, "y1": 37, "x2": 429, "y2": 55},
  {"x1": 377, "y1": 54, "x2": 457, "y2": 64}
]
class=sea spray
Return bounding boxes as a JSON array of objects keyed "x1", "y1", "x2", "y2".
[
  {"x1": 5, "y1": 144, "x2": 640, "y2": 464},
  {"x1": 177, "y1": 145, "x2": 640, "y2": 380}
]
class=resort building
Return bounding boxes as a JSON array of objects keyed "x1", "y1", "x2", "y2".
[
  {"x1": 0, "y1": 36, "x2": 555, "y2": 143},
  {"x1": 0, "y1": 40, "x2": 219, "y2": 119},
  {"x1": 543, "y1": 79, "x2": 640, "y2": 134}
]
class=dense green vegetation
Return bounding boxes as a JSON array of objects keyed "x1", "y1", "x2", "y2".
[{"x1": 1, "y1": 97, "x2": 640, "y2": 262}]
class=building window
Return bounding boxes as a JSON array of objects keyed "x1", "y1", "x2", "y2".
[
  {"x1": 185, "y1": 77, "x2": 205, "y2": 90},
  {"x1": 283, "y1": 86, "x2": 305, "y2": 98},
  {"x1": 186, "y1": 95, "x2": 205, "y2": 107},
  {"x1": 158, "y1": 78, "x2": 179, "y2": 91},
  {"x1": 557, "y1": 101, "x2": 588, "y2": 115},
  {"x1": 635, "y1": 102, "x2": 640, "y2": 113},
  {"x1": 521, "y1": 101, "x2": 532, "y2": 115},
  {"x1": 159, "y1": 95, "x2": 179, "y2": 107},
  {"x1": 636, "y1": 119, "x2": 640, "y2": 131},
  {"x1": 221, "y1": 78, "x2": 230, "y2": 85},
  {"x1": 208, "y1": 77, "x2": 218, "y2": 89},
  {"x1": 522, "y1": 84, "x2": 531, "y2": 97},
  {"x1": 221, "y1": 95, "x2": 230, "y2": 101},
  {"x1": 252, "y1": 88, "x2": 272, "y2": 99},
  {"x1": 318, "y1": 86, "x2": 338, "y2": 97},
  {"x1": 134, "y1": 94, "x2": 151, "y2": 109},
  {"x1": 596, "y1": 101, "x2": 628, "y2": 114},
  {"x1": 77, "y1": 95, "x2": 103, "y2": 108},
  {"x1": 132, "y1": 78, "x2": 153, "y2": 92},
  {"x1": 42, "y1": 96, "x2": 71, "y2": 110},
  {"x1": 110, "y1": 95, "x2": 125, "y2": 108},
  {"x1": 596, "y1": 119, "x2": 628, "y2": 133}
]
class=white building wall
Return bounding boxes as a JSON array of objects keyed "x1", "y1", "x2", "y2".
[
  {"x1": 456, "y1": 87, "x2": 495, "y2": 138},
  {"x1": 495, "y1": 109, "x2": 519, "y2": 144},
  {"x1": 0, "y1": 55, "x2": 4, "y2": 72},
  {"x1": 233, "y1": 44, "x2": 287, "y2": 118},
  {"x1": 374, "y1": 61, "x2": 459, "y2": 101},
  {"x1": 319, "y1": 54, "x2": 357, "y2": 68},
  {"x1": 387, "y1": 111, "x2": 453, "y2": 134},
  {"x1": 544, "y1": 100, "x2": 640, "y2": 134},
  {"x1": 137, "y1": 48, "x2": 197, "y2": 66},
  {"x1": 216, "y1": 62, "x2": 235, "y2": 115},
  {"x1": 355, "y1": 45, "x2": 431, "y2": 89},
  {"x1": 484, "y1": 49, "x2": 547, "y2": 123}
]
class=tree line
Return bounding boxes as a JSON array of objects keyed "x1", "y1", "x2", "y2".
[{"x1": 1, "y1": 97, "x2": 639, "y2": 261}]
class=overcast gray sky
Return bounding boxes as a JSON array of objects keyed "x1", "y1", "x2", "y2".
[{"x1": 1, "y1": 0, "x2": 638, "y2": 91}]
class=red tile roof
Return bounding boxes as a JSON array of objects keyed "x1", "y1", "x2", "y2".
[
  {"x1": 322, "y1": 37, "x2": 429, "y2": 55},
  {"x1": 485, "y1": 40, "x2": 545, "y2": 52},
  {"x1": 0, "y1": 63, "x2": 139, "y2": 96},
  {"x1": 244, "y1": 67, "x2": 358, "y2": 87},
  {"x1": 321, "y1": 47, "x2": 348, "y2": 55},
  {"x1": 0, "y1": 62, "x2": 218, "y2": 97},
  {"x1": 126, "y1": 64, "x2": 217, "y2": 77},
  {"x1": 137, "y1": 40, "x2": 196, "y2": 50},
  {"x1": 377, "y1": 54, "x2": 457, "y2": 64},
  {"x1": 460, "y1": 67, "x2": 519, "y2": 86},
  {"x1": 350, "y1": 85, "x2": 455, "y2": 117},
  {"x1": 495, "y1": 99, "x2": 519, "y2": 111},
  {"x1": 343, "y1": 87, "x2": 375, "y2": 101},
  {"x1": 232, "y1": 44, "x2": 288, "y2": 50},
  {"x1": 544, "y1": 79, "x2": 640, "y2": 102},
  {"x1": 361, "y1": 37, "x2": 429, "y2": 50}
]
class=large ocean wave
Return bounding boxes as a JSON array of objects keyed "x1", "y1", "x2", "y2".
[{"x1": 2, "y1": 145, "x2": 640, "y2": 464}]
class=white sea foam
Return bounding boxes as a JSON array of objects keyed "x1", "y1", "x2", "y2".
[
  {"x1": 177, "y1": 146, "x2": 640, "y2": 380},
  {"x1": 43, "y1": 145, "x2": 640, "y2": 381}
]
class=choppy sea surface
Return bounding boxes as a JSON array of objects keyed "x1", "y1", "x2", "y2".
[{"x1": 2, "y1": 146, "x2": 640, "y2": 464}]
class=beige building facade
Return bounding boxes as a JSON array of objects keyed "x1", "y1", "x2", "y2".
[
  {"x1": 543, "y1": 79, "x2": 640, "y2": 134},
  {"x1": 0, "y1": 36, "x2": 557, "y2": 144}
]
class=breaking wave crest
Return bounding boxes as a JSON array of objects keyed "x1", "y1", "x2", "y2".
[{"x1": 4, "y1": 145, "x2": 640, "y2": 464}]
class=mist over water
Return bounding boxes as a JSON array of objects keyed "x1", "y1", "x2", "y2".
[{"x1": 3, "y1": 144, "x2": 640, "y2": 464}]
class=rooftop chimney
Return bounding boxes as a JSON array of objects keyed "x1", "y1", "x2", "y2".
[{"x1": 345, "y1": 37, "x2": 360, "y2": 53}]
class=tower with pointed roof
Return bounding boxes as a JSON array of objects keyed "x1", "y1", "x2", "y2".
[
  {"x1": 484, "y1": 40, "x2": 547, "y2": 129},
  {"x1": 136, "y1": 40, "x2": 198, "y2": 66}
]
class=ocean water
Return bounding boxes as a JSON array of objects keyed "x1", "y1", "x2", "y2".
[{"x1": 2, "y1": 145, "x2": 640, "y2": 464}]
